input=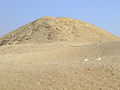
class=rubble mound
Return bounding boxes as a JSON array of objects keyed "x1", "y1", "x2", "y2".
[{"x1": 0, "y1": 16, "x2": 119, "y2": 46}]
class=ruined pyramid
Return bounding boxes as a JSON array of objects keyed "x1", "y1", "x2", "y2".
[{"x1": 0, "y1": 16, "x2": 119, "y2": 46}]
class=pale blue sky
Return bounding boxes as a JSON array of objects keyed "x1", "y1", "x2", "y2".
[{"x1": 0, "y1": 0, "x2": 120, "y2": 37}]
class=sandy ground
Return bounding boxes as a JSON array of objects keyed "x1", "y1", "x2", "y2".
[{"x1": 0, "y1": 41, "x2": 120, "y2": 90}]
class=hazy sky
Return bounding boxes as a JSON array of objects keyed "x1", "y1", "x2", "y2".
[{"x1": 0, "y1": 0, "x2": 120, "y2": 37}]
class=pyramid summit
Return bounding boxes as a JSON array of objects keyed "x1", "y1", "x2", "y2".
[{"x1": 0, "y1": 16, "x2": 119, "y2": 46}]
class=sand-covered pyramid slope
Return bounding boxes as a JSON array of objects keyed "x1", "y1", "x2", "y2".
[{"x1": 0, "y1": 16, "x2": 119, "y2": 46}]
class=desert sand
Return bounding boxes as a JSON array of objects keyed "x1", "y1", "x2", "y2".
[{"x1": 0, "y1": 17, "x2": 120, "y2": 90}]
